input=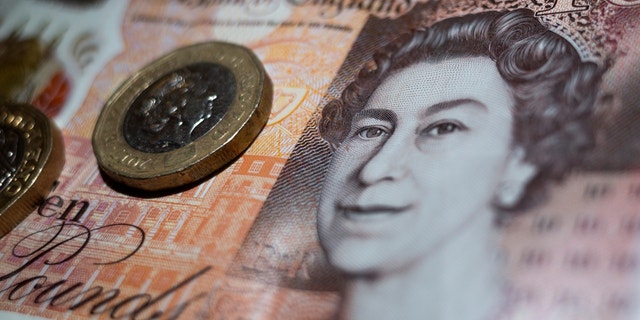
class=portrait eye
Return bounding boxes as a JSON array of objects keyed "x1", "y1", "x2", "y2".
[
  {"x1": 422, "y1": 121, "x2": 466, "y2": 137},
  {"x1": 357, "y1": 126, "x2": 389, "y2": 139}
]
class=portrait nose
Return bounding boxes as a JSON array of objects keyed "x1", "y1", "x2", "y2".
[{"x1": 357, "y1": 135, "x2": 410, "y2": 185}]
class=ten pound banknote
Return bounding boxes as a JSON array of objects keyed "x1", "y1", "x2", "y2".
[{"x1": 0, "y1": 0, "x2": 639, "y2": 319}]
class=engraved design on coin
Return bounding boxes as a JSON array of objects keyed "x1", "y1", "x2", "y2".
[
  {"x1": 0, "y1": 102, "x2": 64, "y2": 238},
  {"x1": 92, "y1": 41, "x2": 272, "y2": 192},
  {"x1": 0, "y1": 126, "x2": 25, "y2": 191},
  {"x1": 123, "y1": 63, "x2": 236, "y2": 153}
]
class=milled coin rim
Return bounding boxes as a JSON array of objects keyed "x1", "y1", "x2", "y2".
[
  {"x1": 0, "y1": 102, "x2": 64, "y2": 238},
  {"x1": 92, "y1": 41, "x2": 272, "y2": 191}
]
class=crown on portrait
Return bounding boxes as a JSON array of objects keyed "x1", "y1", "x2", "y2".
[{"x1": 411, "y1": 0, "x2": 626, "y2": 65}]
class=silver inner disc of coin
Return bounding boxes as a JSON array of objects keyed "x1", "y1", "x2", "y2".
[{"x1": 123, "y1": 62, "x2": 237, "y2": 153}]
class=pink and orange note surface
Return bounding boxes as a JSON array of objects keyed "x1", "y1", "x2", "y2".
[{"x1": 1, "y1": 0, "x2": 640, "y2": 319}]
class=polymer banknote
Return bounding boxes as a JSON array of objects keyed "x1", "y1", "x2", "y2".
[{"x1": 0, "y1": 0, "x2": 639, "y2": 319}]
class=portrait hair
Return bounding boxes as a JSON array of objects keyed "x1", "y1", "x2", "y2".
[{"x1": 318, "y1": 8, "x2": 603, "y2": 217}]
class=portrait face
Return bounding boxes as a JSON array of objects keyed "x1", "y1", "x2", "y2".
[{"x1": 317, "y1": 57, "x2": 535, "y2": 275}]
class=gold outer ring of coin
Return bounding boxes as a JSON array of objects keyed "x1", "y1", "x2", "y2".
[
  {"x1": 0, "y1": 101, "x2": 64, "y2": 238},
  {"x1": 92, "y1": 41, "x2": 273, "y2": 191}
]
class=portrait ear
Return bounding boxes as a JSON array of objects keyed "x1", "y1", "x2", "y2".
[{"x1": 496, "y1": 147, "x2": 538, "y2": 208}]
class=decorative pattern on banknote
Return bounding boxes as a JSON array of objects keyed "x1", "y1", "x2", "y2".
[
  {"x1": 503, "y1": 173, "x2": 640, "y2": 318},
  {"x1": 196, "y1": 276, "x2": 339, "y2": 319},
  {"x1": 0, "y1": 135, "x2": 292, "y2": 318},
  {"x1": 172, "y1": 0, "x2": 416, "y2": 19}
]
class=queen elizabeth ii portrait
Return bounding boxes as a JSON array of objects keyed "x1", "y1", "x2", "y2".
[{"x1": 316, "y1": 8, "x2": 602, "y2": 320}]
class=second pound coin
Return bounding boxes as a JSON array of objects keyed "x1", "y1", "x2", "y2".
[
  {"x1": 92, "y1": 41, "x2": 272, "y2": 192},
  {"x1": 0, "y1": 101, "x2": 64, "y2": 238}
]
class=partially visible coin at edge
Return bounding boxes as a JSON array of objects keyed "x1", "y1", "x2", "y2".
[
  {"x1": 92, "y1": 41, "x2": 273, "y2": 192},
  {"x1": 0, "y1": 101, "x2": 64, "y2": 238}
]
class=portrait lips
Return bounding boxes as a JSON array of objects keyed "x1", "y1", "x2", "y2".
[
  {"x1": 328, "y1": 199, "x2": 415, "y2": 238},
  {"x1": 339, "y1": 203, "x2": 412, "y2": 221}
]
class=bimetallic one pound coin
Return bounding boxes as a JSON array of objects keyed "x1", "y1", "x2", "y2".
[
  {"x1": 0, "y1": 101, "x2": 64, "y2": 238},
  {"x1": 92, "y1": 42, "x2": 273, "y2": 191}
]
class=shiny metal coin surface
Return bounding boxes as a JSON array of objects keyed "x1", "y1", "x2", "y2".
[
  {"x1": 0, "y1": 101, "x2": 64, "y2": 238},
  {"x1": 93, "y1": 41, "x2": 272, "y2": 191}
]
